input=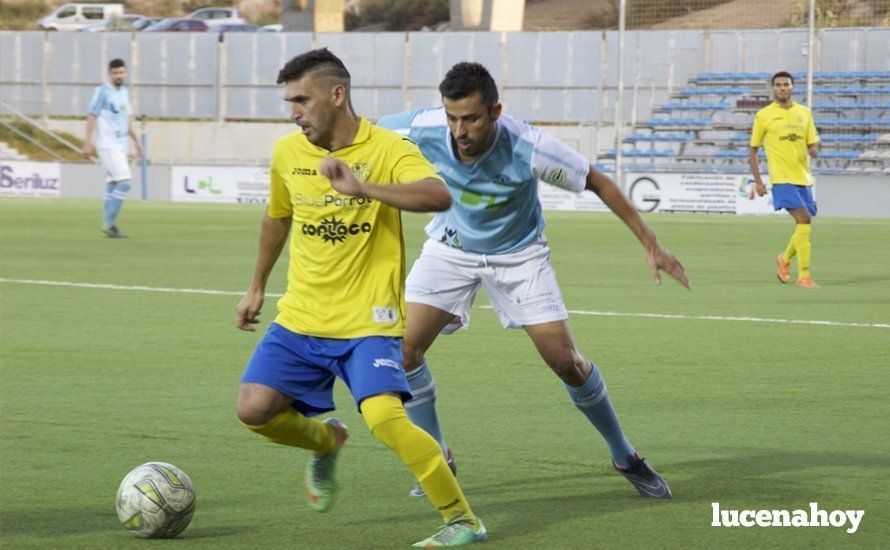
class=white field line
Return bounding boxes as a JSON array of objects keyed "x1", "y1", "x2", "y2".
[
  {"x1": 0, "y1": 278, "x2": 284, "y2": 298},
  {"x1": 2, "y1": 278, "x2": 888, "y2": 330}
]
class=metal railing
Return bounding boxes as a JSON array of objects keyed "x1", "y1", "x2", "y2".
[{"x1": 0, "y1": 99, "x2": 84, "y2": 159}]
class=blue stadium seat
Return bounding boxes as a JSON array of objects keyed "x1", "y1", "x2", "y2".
[{"x1": 593, "y1": 163, "x2": 614, "y2": 173}]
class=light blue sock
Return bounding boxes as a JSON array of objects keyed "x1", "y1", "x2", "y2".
[
  {"x1": 105, "y1": 180, "x2": 131, "y2": 227},
  {"x1": 404, "y1": 362, "x2": 447, "y2": 452},
  {"x1": 565, "y1": 361, "x2": 636, "y2": 468},
  {"x1": 102, "y1": 183, "x2": 115, "y2": 228}
]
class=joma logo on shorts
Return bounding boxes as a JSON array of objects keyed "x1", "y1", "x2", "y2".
[{"x1": 373, "y1": 358, "x2": 400, "y2": 370}]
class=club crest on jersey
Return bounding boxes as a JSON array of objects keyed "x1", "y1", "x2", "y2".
[
  {"x1": 352, "y1": 162, "x2": 371, "y2": 183},
  {"x1": 547, "y1": 168, "x2": 567, "y2": 187}
]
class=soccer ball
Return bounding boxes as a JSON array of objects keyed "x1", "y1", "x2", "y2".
[{"x1": 115, "y1": 462, "x2": 196, "y2": 538}]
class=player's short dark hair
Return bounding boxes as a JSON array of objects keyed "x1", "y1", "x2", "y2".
[
  {"x1": 439, "y1": 62, "x2": 499, "y2": 107},
  {"x1": 276, "y1": 48, "x2": 351, "y2": 87},
  {"x1": 771, "y1": 71, "x2": 794, "y2": 84},
  {"x1": 108, "y1": 59, "x2": 125, "y2": 70}
]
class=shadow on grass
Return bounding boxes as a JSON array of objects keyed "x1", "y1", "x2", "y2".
[
  {"x1": 482, "y1": 448, "x2": 890, "y2": 543},
  {"x1": 0, "y1": 504, "x2": 258, "y2": 540},
  {"x1": 339, "y1": 447, "x2": 888, "y2": 545}
]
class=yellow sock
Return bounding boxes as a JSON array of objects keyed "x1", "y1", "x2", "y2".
[
  {"x1": 361, "y1": 394, "x2": 476, "y2": 527},
  {"x1": 241, "y1": 408, "x2": 335, "y2": 453},
  {"x1": 791, "y1": 223, "x2": 812, "y2": 279},
  {"x1": 781, "y1": 233, "x2": 796, "y2": 264}
]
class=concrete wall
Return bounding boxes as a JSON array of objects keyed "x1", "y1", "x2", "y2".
[
  {"x1": 4, "y1": 28, "x2": 888, "y2": 123},
  {"x1": 46, "y1": 119, "x2": 609, "y2": 165},
  {"x1": 57, "y1": 163, "x2": 171, "y2": 200},
  {"x1": 815, "y1": 175, "x2": 890, "y2": 218}
]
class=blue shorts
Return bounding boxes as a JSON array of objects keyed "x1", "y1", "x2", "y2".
[
  {"x1": 772, "y1": 184, "x2": 817, "y2": 216},
  {"x1": 241, "y1": 323, "x2": 410, "y2": 417}
]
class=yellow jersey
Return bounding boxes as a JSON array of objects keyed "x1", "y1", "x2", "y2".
[
  {"x1": 750, "y1": 101, "x2": 819, "y2": 186},
  {"x1": 267, "y1": 117, "x2": 442, "y2": 339}
]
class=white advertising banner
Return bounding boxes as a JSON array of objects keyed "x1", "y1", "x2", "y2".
[
  {"x1": 170, "y1": 166, "x2": 270, "y2": 203},
  {"x1": 0, "y1": 161, "x2": 61, "y2": 197},
  {"x1": 537, "y1": 184, "x2": 609, "y2": 212},
  {"x1": 625, "y1": 173, "x2": 778, "y2": 215}
]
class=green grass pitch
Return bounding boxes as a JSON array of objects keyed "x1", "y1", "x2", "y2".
[{"x1": 1, "y1": 198, "x2": 889, "y2": 548}]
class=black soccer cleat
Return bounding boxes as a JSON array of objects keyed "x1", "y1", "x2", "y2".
[
  {"x1": 614, "y1": 453, "x2": 672, "y2": 499},
  {"x1": 103, "y1": 226, "x2": 127, "y2": 238}
]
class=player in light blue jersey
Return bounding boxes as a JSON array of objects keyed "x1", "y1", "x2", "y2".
[
  {"x1": 83, "y1": 58, "x2": 143, "y2": 238},
  {"x1": 377, "y1": 62, "x2": 690, "y2": 500}
]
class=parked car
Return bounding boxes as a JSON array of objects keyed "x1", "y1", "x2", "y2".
[
  {"x1": 132, "y1": 17, "x2": 163, "y2": 31},
  {"x1": 37, "y1": 3, "x2": 124, "y2": 31},
  {"x1": 80, "y1": 14, "x2": 146, "y2": 32},
  {"x1": 261, "y1": 24, "x2": 282, "y2": 32},
  {"x1": 143, "y1": 18, "x2": 209, "y2": 32},
  {"x1": 184, "y1": 7, "x2": 246, "y2": 27},
  {"x1": 209, "y1": 23, "x2": 259, "y2": 41}
]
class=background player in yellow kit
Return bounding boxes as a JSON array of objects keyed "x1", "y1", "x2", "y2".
[
  {"x1": 234, "y1": 48, "x2": 486, "y2": 547},
  {"x1": 750, "y1": 71, "x2": 821, "y2": 288}
]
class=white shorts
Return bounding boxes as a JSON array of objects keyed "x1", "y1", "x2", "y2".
[
  {"x1": 406, "y1": 239, "x2": 569, "y2": 331},
  {"x1": 97, "y1": 148, "x2": 132, "y2": 184}
]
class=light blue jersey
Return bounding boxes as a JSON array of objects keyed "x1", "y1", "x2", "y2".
[
  {"x1": 377, "y1": 108, "x2": 589, "y2": 254},
  {"x1": 87, "y1": 83, "x2": 131, "y2": 150}
]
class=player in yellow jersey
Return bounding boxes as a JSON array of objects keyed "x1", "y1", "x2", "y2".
[
  {"x1": 234, "y1": 49, "x2": 486, "y2": 547},
  {"x1": 749, "y1": 71, "x2": 821, "y2": 288}
]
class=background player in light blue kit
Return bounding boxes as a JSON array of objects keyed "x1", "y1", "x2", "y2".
[
  {"x1": 82, "y1": 58, "x2": 143, "y2": 238},
  {"x1": 378, "y1": 62, "x2": 690, "y2": 500}
]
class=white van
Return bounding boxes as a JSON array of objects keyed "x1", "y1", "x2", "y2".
[
  {"x1": 185, "y1": 7, "x2": 246, "y2": 27},
  {"x1": 37, "y1": 3, "x2": 125, "y2": 31}
]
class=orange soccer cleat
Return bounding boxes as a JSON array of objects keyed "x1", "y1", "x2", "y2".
[
  {"x1": 776, "y1": 253, "x2": 791, "y2": 283},
  {"x1": 795, "y1": 276, "x2": 820, "y2": 288}
]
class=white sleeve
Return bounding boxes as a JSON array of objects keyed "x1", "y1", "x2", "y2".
[{"x1": 529, "y1": 127, "x2": 590, "y2": 194}]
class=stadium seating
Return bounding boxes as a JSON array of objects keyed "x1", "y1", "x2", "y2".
[{"x1": 607, "y1": 71, "x2": 890, "y2": 174}]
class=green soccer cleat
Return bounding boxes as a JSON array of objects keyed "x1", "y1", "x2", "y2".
[
  {"x1": 304, "y1": 418, "x2": 348, "y2": 513},
  {"x1": 411, "y1": 517, "x2": 487, "y2": 548}
]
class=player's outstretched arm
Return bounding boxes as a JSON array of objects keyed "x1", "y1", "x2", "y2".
[
  {"x1": 319, "y1": 157, "x2": 451, "y2": 212},
  {"x1": 586, "y1": 167, "x2": 691, "y2": 289},
  {"x1": 236, "y1": 213, "x2": 292, "y2": 331}
]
